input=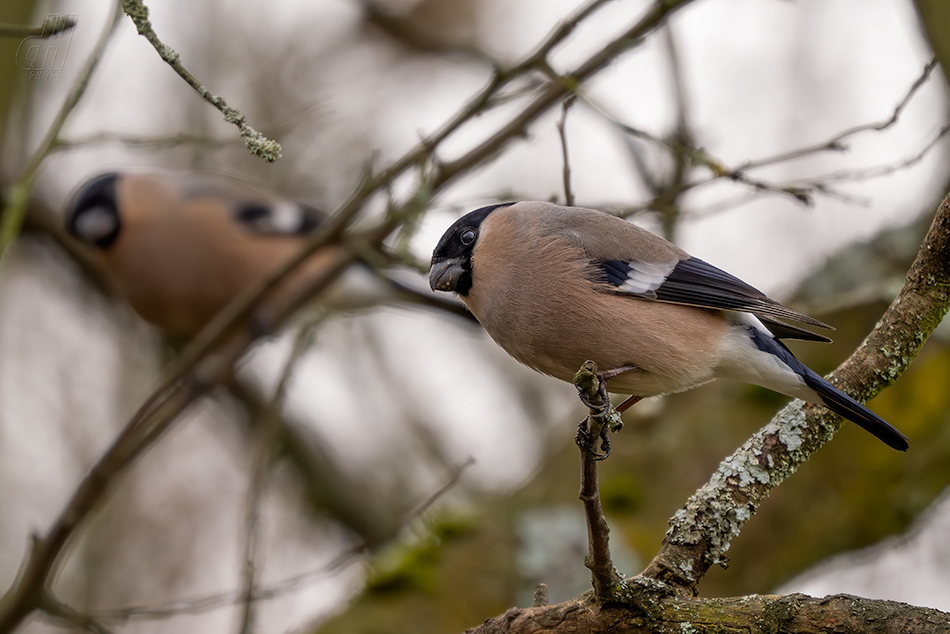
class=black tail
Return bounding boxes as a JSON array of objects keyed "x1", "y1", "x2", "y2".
[{"x1": 802, "y1": 369, "x2": 908, "y2": 451}]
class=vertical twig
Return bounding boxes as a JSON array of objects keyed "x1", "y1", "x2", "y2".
[
  {"x1": 572, "y1": 362, "x2": 624, "y2": 600},
  {"x1": 557, "y1": 96, "x2": 577, "y2": 206},
  {"x1": 657, "y1": 22, "x2": 692, "y2": 242}
]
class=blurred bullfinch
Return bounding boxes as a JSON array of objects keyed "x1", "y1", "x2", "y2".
[
  {"x1": 65, "y1": 171, "x2": 473, "y2": 337},
  {"x1": 429, "y1": 201, "x2": 908, "y2": 452}
]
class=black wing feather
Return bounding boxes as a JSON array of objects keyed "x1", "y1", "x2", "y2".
[{"x1": 597, "y1": 256, "x2": 833, "y2": 332}]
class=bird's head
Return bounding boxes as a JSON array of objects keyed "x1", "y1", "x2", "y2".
[
  {"x1": 66, "y1": 172, "x2": 121, "y2": 250},
  {"x1": 428, "y1": 202, "x2": 514, "y2": 296}
]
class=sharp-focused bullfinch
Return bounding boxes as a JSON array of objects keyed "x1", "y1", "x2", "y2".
[
  {"x1": 429, "y1": 201, "x2": 908, "y2": 451},
  {"x1": 65, "y1": 171, "x2": 472, "y2": 337}
]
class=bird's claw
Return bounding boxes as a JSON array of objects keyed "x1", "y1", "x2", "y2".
[
  {"x1": 575, "y1": 377, "x2": 614, "y2": 460},
  {"x1": 574, "y1": 364, "x2": 637, "y2": 460},
  {"x1": 575, "y1": 418, "x2": 612, "y2": 460}
]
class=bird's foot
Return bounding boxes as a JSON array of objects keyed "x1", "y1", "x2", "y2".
[
  {"x1": 575, "y1": 417, "x2": 612, "y2": 461},
  {"x1": 575, "y1": 378, "x2": 614, "y2": 460},
  {"x1": 573, "y1": 363, "x2": 638, "y2": 460}
]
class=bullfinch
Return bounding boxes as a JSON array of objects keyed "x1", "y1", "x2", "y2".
[
  {"x1": 428, "y1": 201, "x2": 908, "y2": 452},
  {"x1": 65, "y1": 171, "x2": 473, "y2": 337}
]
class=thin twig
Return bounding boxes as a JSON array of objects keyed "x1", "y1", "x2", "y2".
[
  {"x1": 38, "y1": 593, "x2": 116, "y2": 634},
  {"x1": 735, "y1": 57, "x2": 940, "y2": 173},
  {"x1": 809, "y1": 124, "x2": 950, "y2": 185},
  {"x1": 120, "y1": 0, "x2": 281, "y2": 162},
  {"x1": 582, "y1": 57, "x2": 942, "y2": 220},
  {"x1": 557, "y1": 96, "x2": 576, "y2": 206},
  {"x1": 573, "y1": 362, "x2": 624, "y2": 601}
]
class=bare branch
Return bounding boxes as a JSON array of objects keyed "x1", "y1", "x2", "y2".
[
  {"x1": 583, "y1": 57, "x2": 942, "y2": 219},
  {"x1": 736, "y1": 57, "x2": 939, "y2": 173},
  {"x1": 38, "y1": 593, "x2": 115, "y2": 634},
  {"x1": 809, "y1": 124, "x2": 950, "y2": 185},
  {"x1": 556, "y1": 97, "x2": 576, "y2": 206},
  {"x1": 572, "y1": 363, "x2": 625, "y2": 601},
  {"x1": 54, "y1": 131, "x2": 239, "y2": 151}
]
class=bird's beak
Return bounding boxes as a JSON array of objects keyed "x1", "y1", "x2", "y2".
[{"x1": 429, "y1": 258, "x2": 464, "y2": 292}]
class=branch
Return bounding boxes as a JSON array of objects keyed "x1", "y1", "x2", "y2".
[
  {"x1": 467, "y1": 592, "x2": 950, "y2": 634},
  {"x1": 54, "y1": 131, "x2": 239, "y2": 151},
  {"x1": 556, "y1": 97, "x2": 576, "y2": 206},
  {"x1": 573, "y1": 363, "x2": 624, "y2": 600},
  {"x1": 736, "y1": 57, "x2": 939, "y2": 173},
  {"x1": 120, "y1": 0, "x2": 281, "y2": 162}
]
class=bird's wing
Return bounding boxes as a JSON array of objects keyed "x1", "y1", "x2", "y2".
[
  {"x1": 231, "y1": 200, "x2": 325, "y2": 236},
  {"x1": 595, "y1": 256, "x2": 833, "y2": 337}
]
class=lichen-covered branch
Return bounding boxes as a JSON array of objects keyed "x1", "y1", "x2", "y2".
[
  {"x1": 120, "y1": 0, "x2": 281, "y2": 162},
  {"x1": 640, "y1": 189, "x2": 950, "y2": 595},
  {"x1": 466, "y1": 592, "x2": 950, "y2": 634}
]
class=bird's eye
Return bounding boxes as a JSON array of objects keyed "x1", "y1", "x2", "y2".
[{"x1": 459, "y1": 228, "x2": 476, "y2": 245}]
